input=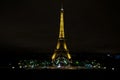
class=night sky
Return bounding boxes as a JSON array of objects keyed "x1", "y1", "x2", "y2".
[{"x1": 0, "y1": 0, "x2": 120, "y2": 54}]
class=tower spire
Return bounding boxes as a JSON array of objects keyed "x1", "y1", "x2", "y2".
[{"x1": 61, "y1": 2, "x2": 64, "y2": 11}]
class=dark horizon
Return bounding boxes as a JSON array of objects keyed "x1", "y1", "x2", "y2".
[{"x1": 0, "y1": 43, "x2": 120, "y2": 55}]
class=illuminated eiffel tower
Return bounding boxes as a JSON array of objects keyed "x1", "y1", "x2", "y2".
[{"x1": 51, "y1": 5, "x2": 72, "y2": 67}]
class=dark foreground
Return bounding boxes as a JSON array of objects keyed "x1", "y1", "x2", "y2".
[{"x1": 0, "y1": 69, "x2": 119, "y2": 80}]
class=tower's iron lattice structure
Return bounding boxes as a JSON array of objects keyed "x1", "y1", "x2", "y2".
[{"x1": 51, "y1": 6, "x2": 72, "y2": 67}]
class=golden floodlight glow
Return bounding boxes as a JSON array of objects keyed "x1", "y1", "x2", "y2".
[
  {"x1": 64, "y1": 43, "x2": 67, "y2": 50},
  {"x1": 51, "y1": 5, "x2": 72, "y2": 66},
  {"x1": 56, "y1": 42, "x2": 60, "y2": 49},
  {"x1": 52, "y1": 53, "x2": 56, "y2": 60},
  {"x1": 67, "y1": 53, "x2": 71, "y2": 59},
  {"x1": 59, "y1": 11, "x2": 65, "y2": 38}
]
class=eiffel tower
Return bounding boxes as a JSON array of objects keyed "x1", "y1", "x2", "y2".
[{"x1": 51, "y1": 5, "x2": 72, "y2": 67}]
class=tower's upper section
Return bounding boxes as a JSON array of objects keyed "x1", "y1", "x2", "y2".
[{"x1": 59, "y1": 6, "x2": 65, "y2": 39}]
